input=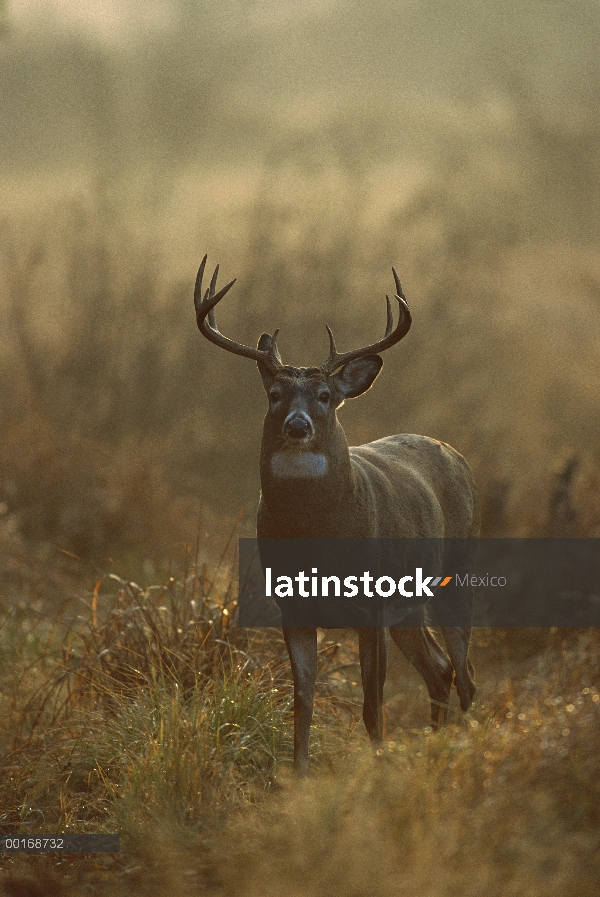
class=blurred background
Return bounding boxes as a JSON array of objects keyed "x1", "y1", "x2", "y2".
[{"x1": 1, "y1": 0, "x2": 600, "y2": 572}]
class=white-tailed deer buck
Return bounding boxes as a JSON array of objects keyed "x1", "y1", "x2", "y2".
[{"x1": 195, "y1": 256, "x2": 478, "y2": 775}]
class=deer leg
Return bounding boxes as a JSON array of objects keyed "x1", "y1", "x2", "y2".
[
  {"x1": 358, "y1": 628, "x2": 388, "y2": 744},
  {"x1": 283, "y1": 627, "x2": 318, "y2": 776},
  {"x1": 389, "y1": 626, "x2": 453, "y2": 728},
  {"x1": 440, "y1": 626, "x2": 476, "y2": 711},
  {"x1": 436, "y1": 556, "x2": 476, "y2": 712}
]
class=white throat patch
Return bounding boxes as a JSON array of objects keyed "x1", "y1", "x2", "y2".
[{"x1": 271, "y1": 452, "x2": 328, "y2": 479}]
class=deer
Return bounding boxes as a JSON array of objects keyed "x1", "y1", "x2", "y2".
[{"x1": 194, "y1": 255, "x2": 478, "y2": 775}]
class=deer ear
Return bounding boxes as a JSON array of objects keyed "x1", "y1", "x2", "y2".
[
  {"x1": 257, "y1": 333, "x2": 278, "y2": 390},
  {"x1": 332, "y1": 355, "x2": 383, "y2": 399}
]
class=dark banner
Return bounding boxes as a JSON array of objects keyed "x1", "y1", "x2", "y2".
[
  {"x1": 1, "y1": 834, "x2": 120, "y2": 853},
  {"x1": 238, "y1": 539, "x2": 600, "y2": 627}
]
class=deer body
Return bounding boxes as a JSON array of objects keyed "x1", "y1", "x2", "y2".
[
  {"x1": 194, "y1": 257, "x2": 478, "y2": 775},
  {"x1": 259, "y1": 431, "x2": 476, "y2": 540}
]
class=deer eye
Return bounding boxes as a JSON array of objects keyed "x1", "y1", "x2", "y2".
[
  {"x1": 269, "y1": 389, "x2": 281, "y2": 403},
  {"x1": 318, "y1": 391, "x2": 330, "y2": 404}
]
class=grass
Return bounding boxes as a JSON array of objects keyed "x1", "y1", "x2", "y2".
[
  {"x1": 0, "y1": 545, "x2": 361, "y2": 844},
  {"x1": 0, "y1": 551, "x2": 280, "y2": 827},
  {"x1": 1, "y1": 564, "x2": 599, "y2": 896}
]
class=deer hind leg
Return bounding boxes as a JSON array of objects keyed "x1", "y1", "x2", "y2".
[
  {"x1": 358, "y1": 628, "x2": 388, "y2": 744},
  {"x1": 283, "y1": 627, "x2": 318, "y2": 776},
  {"x1": 389, "y1": 626, "x2": 453, "y2": 728},
  {"x1": 440, "y1": 626, "x2": 476, "y2": 711}
]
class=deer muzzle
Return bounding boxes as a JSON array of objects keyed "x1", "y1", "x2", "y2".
[{"x1": 283, "y1": 413, "x2": 313, "y2": 440}]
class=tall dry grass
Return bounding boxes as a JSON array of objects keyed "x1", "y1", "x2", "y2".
[{"x1": 1, "y1": 577, "x2": 599, "y2": 896}]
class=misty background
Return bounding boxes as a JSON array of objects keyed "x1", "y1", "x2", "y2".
[{"x1": 1, "y1": 0, "x2": 599, "y2": 568}]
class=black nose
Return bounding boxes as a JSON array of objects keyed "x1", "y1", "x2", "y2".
[{"x1": 285, "y1": 416, "x2": 311, "y2": 438}]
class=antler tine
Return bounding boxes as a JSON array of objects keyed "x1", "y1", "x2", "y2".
[
  {"x1": 321, "y1": 268, "x2": 412, "y2": 375},
  {"x1": 207, "y1": 263, "x2": 222, "y2": 330},
  {"x1": 384, "y1": 294, "x2": 393, "y2": 337},
  {"x1": 194, "y1": 256, "x2": 283, "y2": 372},
  {"x1": 209, "y1": 263, "x2": 220, "y2": 296},
  {"x1": 392, "y1": 267, "x2": 405, "y2": 300},
  {"x1": 196, "y1": 253, "x2": 207, "y2": 294},
  {"x1": 325, "y1": 324, "x2": 337, "y2": 357}
]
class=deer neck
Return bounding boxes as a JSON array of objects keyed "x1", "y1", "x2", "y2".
[{"x1": 259, "y1": 420, "x2": 355, "y2": 535}]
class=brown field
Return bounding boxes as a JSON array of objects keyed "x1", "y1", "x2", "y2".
[{"x1": 1, "y1": 2, "x2": 600, "y2": 893}]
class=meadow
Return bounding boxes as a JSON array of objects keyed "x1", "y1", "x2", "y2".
[{"x1": 1, "y1": 3, "x2": 600, "y2": 892}]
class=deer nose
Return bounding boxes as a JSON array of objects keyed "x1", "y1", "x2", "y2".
[{"x1": 284, "y1": 415, "x2": 313, "y2": 439}]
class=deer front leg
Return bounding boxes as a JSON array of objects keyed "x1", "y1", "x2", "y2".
[
  {"x1": 358, "y1": 628, "x2": 388, "y2": 744},
  {"x1": 283, "y1": 627, "x2": 318, "y2": 776}
]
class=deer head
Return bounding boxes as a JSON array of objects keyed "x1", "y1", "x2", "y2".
[{"x1": 194, "y1": 255, "x2": 412, "y2": 481}]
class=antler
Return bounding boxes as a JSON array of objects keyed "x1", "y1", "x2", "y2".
[
  {"x1": 320, "y1": 268, "x2": 412, "y2": 375},
  {"x1": 194, "y1": 255, "x2": 283, "y2": 373}
]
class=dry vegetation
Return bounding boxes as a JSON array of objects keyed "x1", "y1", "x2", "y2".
[
  {"x1": 1, "y1": 1, "x2": 600, "y2": 892},
  {"x1": 1, "y1": 561, "x2": 599, "y2": 896}
]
